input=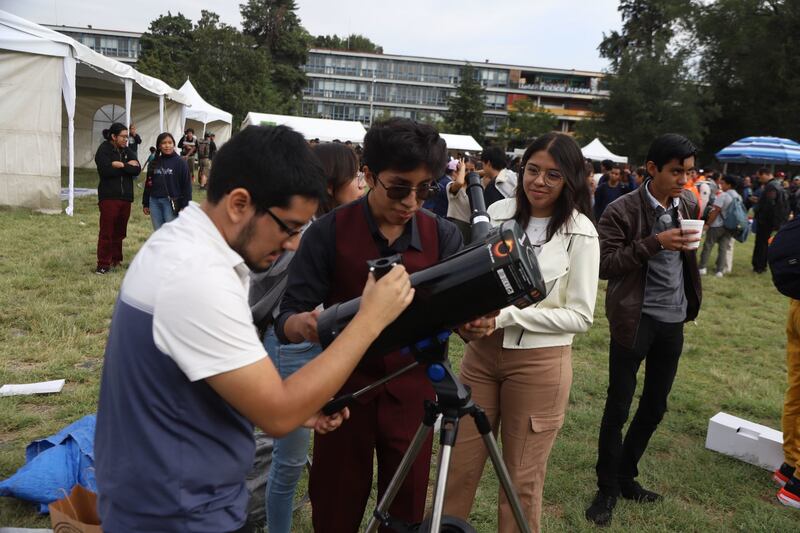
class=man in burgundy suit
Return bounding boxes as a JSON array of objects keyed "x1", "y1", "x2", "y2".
[{"x1": 275, "y1": 118, "x2": 493, "y2": 531}]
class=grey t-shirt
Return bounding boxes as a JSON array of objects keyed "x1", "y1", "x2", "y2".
[{"x1": 641, "y1": 189, "x2": 687, "y2": 323}]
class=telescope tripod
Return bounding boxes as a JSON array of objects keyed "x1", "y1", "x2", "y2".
[{"x1": 326, "y1": 339, "x2": 530, "y2": 533}]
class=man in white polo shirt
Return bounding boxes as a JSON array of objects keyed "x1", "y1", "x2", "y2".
[{"x1": 94, "y1": 125, "x2": 414, "y2": 533}]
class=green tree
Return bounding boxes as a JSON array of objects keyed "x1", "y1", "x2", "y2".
[
  {"x1": 313, "y1": 34, "x2": 383, "y2": 53},
  {"x1": 696, "y1": 0, "x2": 800, "y2": 155},
  {"x1": 191, "y1": 11, "x2": 282, "y2": 126},
  {"x1": 446, "y1": 64, "x2": 486, "y2": 143},
  {"x1": 240, "y1": 0, "x2": 312, "y2": 111},
  {"x1": 137, "y1": 10, "x2": 284, "y2": 128},
  {"x1": 590, "y1": 0, "x2": 708, "y2": 162},
  {"x1": 498, "y1": 99, "x2": 558, "y2": 150},
  {"x1": 136, "y1": 12, "x2": 194, "y2": 88}
]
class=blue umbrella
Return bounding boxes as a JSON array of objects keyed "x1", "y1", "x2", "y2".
[{"x1": 716, "y1": 136, "x2": 800, "y2": 165}]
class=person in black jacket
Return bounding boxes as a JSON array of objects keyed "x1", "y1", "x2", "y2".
[
  {"x1": 143, "y1": 132, "x2": 191, "y2": 231},
  {"x1": 94, "y1": 122, "x2": 141, "y2": 274}
]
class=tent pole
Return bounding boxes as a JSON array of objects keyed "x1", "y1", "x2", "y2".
[
  {"x1": 159, "y1": 95, "x2": 165, "y2": 133},
  {"x1": 62, "y1": 57, "x2": 77, "y2": 216},
  {"x1": 723, "y1": 163, "x2": 728, "y2": 174},
  {"x1": 124, "y1": 79, "x2": 132, "y2": 131}
]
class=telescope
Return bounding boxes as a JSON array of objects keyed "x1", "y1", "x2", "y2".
[{"x1": 316, "y1": 219, "x2": 547, "y2": 358}]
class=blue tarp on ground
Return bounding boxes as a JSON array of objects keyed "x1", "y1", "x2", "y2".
[{"x1": 0, "y1": 415, "x2": 96, "y2": 513}]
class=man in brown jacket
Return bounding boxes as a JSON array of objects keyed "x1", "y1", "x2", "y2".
[{"x1": 586, "y1": 134, "x2": 703, "y2": 527}]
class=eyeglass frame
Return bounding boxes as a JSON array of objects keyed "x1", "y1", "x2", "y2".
[
  {"x1": 374, "y1": 175, "x2": 440, "y2": 201},
  {"x1": 524, "y1": 164, "x2": 565, "y2": 188},
  {"x1": 264, "y1": 208, "x2": 307, "y2": 238}
]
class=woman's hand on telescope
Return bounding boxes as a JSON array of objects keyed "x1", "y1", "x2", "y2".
[
  {"x1": 457, "y1": 313, "x2": 498, "y2": 341},
  {"x1": 306, "y1": 407, "x2": 350, "y2": 434},
  {"x1": 359, "y1": 265, "x2": 415, "y2": 331}
]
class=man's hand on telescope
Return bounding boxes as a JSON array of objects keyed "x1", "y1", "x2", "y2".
[
  {"x1": 305, "y1": 407, "x2": 350, "y2": 434},
  {"x1": 457, "y1": 313, "x2": 498, "y2": 341},
  {"x1": 358, "y1": 266, "x2": 415, "y2": 330}
]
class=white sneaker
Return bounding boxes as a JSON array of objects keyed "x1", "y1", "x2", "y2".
[
  {"x1": 699, "y1": 268, "x2": 707, "y2": 275},
  {"x1": 715, "y1": 271, "x2": 724, "y2": 278}
]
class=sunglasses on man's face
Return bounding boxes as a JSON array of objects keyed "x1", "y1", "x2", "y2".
[{"x1": 375, "y1": 176, "x2": 440, "y2": 201}]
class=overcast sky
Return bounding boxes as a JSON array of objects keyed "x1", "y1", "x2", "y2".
[{"x1": 1, "y1": 0, "x2": 622, "y2": 72}]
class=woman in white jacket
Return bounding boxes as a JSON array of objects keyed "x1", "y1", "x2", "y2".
[{"x1": 444, "y1": 132, "x2": 600, "y2": 533}]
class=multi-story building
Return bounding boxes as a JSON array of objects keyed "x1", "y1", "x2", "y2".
[
  {"x1": 42, "y1": 24, "x2": 142, "y2": 64},
  {"x1": 301, "y1": 48, "x2": 608, "y2": 138}
]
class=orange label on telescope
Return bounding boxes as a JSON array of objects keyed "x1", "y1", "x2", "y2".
[{"x1": 492, "y1": 239, "x2": 515, "y2": 258}]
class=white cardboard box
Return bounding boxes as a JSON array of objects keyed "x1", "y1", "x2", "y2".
[{"x1": 705, "y1": 412, "x2": 784, "y2": 471}]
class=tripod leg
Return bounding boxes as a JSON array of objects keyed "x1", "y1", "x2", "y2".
[
  {"x1": 365, "y1": 421, "x2": 433, "y2": 533},
  {"x1": 474, "y1": 409, "x2": 532, "y2": 533},
  {"x1": 428, "y1": 415, "x2": 458, "y2": 533}
]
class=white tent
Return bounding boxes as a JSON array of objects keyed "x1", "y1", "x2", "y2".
[
  {"x1": 179, "y1": 79, "x2": 232, "y2": 145},
  {"x1": 0, "y1": 10, "x2": 188, "y2": 214},
  {"x1": 581, "y1": 138, "x2": 628, "y2": 164},
  {"x1": 241, "y1": 113, "x2": 366, "y2": 144},
  {"x1": 440, "y1": 133, "x2": 483, "y2": 153}
]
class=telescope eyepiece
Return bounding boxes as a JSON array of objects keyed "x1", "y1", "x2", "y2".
[{"x1": 367, "y1": 254, "x2": 403, "y2": 280}]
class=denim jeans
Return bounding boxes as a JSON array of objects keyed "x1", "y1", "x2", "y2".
[
  {"x1": 263, "y1": 327, "x2": 322, "y2": 533},
  {"x1": 149, "y1": 196, "x2": 176, "y2": 231}
]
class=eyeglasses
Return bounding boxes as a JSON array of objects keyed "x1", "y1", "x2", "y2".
[
  {"x1": 375, "y1": 176, "x2": 440, "y2": 201},
  {"x1": 526, "y1": 165, "x2": 564, "y2": 188},
  {"x1": 265, "y1": 208, "x2": 306, "y2": 238}
]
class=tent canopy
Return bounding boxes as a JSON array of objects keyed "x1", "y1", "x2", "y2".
[
  {"x1": 581, "y1": 138, "x2": 628, "y2": 164},
  {"x1": 241, "y1": 113, "x2": 366, "y2": 144},
  {"x1": 179, "y1": 79, "x2": 232, "y2": 145},
  {"x1": 0, "y1": 9, "x2": 187, "y2": 214},
  {"x1": 440, "y1": 133, "x2": 482, "y2": 153},
  {"x1": 715, "y1": 136, "x2": 800, "y2": 165}
]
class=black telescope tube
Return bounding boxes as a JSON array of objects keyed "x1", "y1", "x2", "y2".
[
  {"x1": 465, "y1": 171, "x2": 491, "y2": 243},
  {"x1": 316, "y1": 220, "x2": 547, "y2": 358}
]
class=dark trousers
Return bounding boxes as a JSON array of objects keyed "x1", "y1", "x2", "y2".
[
  {"x1": 97, "y1": 199, "x2": 131, "y2": 268},
  {"x1": 752, "y1": 220, "x2": 774, "y2": 272},
  {"x1": 595, "y1": 314, "x2": 684, "y2": 495},
  {"x1": 309, "y1": 387, "x2": 433, "y2": 533}
]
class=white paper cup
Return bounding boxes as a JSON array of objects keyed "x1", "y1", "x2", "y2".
[{"x1": 679, "y1": 219, "x2": 704, "y2": 249}]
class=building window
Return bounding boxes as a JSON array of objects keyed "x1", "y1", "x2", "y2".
[{"x1": 92, "y1": 104, "x2": 127, "y2": 147}]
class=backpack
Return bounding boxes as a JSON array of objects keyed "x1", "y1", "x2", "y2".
[
  {"x1": 197, "y1": 140, "x2": 211, "y2": 159},
  {"x1": 768, "y1": 217, "x2": 800, "y2": 299},
  {"x1": 721, "y1": 193, "x2": 751, "y2": 243},
  {"x1": 769, "y1": 181, "x2": 791, "y2": 228}
]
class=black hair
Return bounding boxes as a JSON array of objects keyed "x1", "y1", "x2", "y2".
[
  {"x1": 757, "y1": 167, "x2": 771, "y2": 175},
  {"x1": 362, "y1": 118, "x2": 447, "y2": 178},
  {"x1": 312, "y1": 142, "x2": 359, "y2": 215},
  {"x1": 185, "y1": 128, "x2": 195, "y2": 135},
  {"x1": 154, "y1": 132, "x2": 176, "y2": 158},
  {"x1": 149, "y1": 146, "x2": 156, "y2": 153},
  {"x1": 102, "y1": 122, "x2": 127, "y2": 141},
  {"x1": 645, "y1": 133, "x2": 697, "y2": 172},
  {"x1": 601, "y1": 159, "x2": 614, "y2": 171},
  {"x1": 722, "y1": 174, "x2": 740, "y2": 188},
  {"x1": 514, "y1": 132, "x2": 593, "y2": 240},
  {"x1": 480, "y1": 146, "x2": 507, "y2": 170},
  {"x1": 635, "y1": 166, "x2": 647, "y2": 177},
  {"x1": 206, "y1": 125, "x2": 326, "y2": 212}
]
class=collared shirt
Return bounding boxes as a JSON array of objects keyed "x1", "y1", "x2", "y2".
[
  {"x1": 96, "y1": 202, "x2": 266, "y2": 531},
  {"x1": 642, "y1": 181, "x2": 686, "y2": 323},
  {"x1": 275, "y1": 194, "x2": 463, "y2": 343}
]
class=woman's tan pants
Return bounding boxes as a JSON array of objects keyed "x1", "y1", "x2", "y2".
[{"x1": 443, "y1": 331, "x2": 572, "y2": 533}]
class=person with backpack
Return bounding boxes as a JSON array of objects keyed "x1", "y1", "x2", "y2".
[
  {"x1": 768, "y1": 217, "x2": 800, "y2": 508},
  {"x1": 699, "y1": 175, "x2": 743, "y2": 277},
  {"x1": 752, "y1": 168, "x2": 791, "y2": 273},
  {"x1": 197, "y1": 133, "x2": 213, "y2": 190}
]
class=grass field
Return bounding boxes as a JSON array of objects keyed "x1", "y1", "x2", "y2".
[{"x1": 0, "y1": 168, "x2": 797, "y2": 531}]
